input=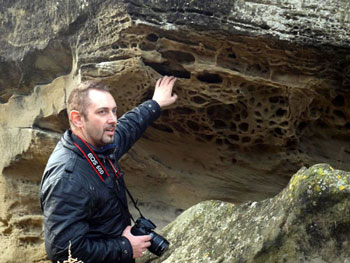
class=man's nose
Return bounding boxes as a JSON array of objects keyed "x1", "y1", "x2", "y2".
[{"x1": 108, "y1": 112, "x2": 117, "y2": 124}]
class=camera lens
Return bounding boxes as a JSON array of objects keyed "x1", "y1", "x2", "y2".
[{"x1": 149, "y1": 232, "x2": 169, "y2": 256}]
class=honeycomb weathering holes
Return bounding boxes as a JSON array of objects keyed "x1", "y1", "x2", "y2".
[
  {"x1": 161, "y1": 50, "x2": 195, "y2": 64},
  {"x1": 142, "y1": 60, "x2": 191, "y2": 79},
  {"x1": 196, "y1": 72, "x2": 223, "y2": 84}
]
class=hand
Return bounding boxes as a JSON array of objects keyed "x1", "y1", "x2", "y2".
[
  {"x1": 152, "y1": 76, "x2": 178, "y2": 108},
  {"x1": 122, "y1": 226, "x2": 152, "y2": 258}
]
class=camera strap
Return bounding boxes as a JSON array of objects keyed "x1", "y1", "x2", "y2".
[{"x1": 73, "y1": 133, "x2": 144, "y2": 223}]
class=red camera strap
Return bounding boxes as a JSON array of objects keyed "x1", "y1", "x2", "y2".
[{"x1": 73, "y1": 133, "x2": 121, "y2": 182}]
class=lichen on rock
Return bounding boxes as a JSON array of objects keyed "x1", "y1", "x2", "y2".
[{"x1": 144, "y1": 164, "x2": 350, "y2": 263}]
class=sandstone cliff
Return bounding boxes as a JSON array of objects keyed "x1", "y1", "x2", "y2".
[{"x1": 0, "y1": 0, "x2": 349, "y2": 262}]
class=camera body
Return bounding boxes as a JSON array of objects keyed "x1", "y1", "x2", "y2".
[{"x1": 131, "y1": 217, "x2": 169, "y2": 256}]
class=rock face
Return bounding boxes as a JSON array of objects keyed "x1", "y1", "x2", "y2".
[
  {"x1": 146, "y1": 164, "x2": 350, "y2": 263},
  {"x1": 0, "y1": 0, "x2": 350, "y2": 262}
]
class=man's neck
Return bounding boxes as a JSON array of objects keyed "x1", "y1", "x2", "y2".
[{"x1": 72, "y1": 129, "x2": 100, "y2": 149}]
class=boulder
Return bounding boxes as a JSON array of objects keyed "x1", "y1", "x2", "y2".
[{"x1": 144, "y1": 164, "x2": 350, "y2": 263}]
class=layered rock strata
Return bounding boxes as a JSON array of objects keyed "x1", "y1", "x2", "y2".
[{"x1": 0, "y1": 0, "x2": 349, "y2": 262}]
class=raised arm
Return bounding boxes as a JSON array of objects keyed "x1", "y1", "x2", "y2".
[{"x1": 114, "y1": 76, "x2": 178, "y2": 159}]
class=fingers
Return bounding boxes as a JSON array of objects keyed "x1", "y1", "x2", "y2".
[
  {"x1": 157, "y1": 75, "x2": 176, "y2": 88},
  {"x1": 145, "y1": 241, "x2": 151, "y2": 248},
  {"x1": 133, "y1": 236, "x2": 151, "y2": 258},
  {"x1": 122, "y1": 227, "x2": 152, "y2": 259},
  {"x1": 140, "y1": 234, "x2": 152, "y2": 242},
  {"x1": 156, "y1": 78, "x2": 162, "y2": 88},
  {"x1": 138, "y1": 239, "x2": 151, "y2": 257},
  {"x1": 172, "y1": 93, "x2": 178, "y2": 102}
]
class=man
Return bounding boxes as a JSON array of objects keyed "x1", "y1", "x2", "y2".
[{"x1": 40, "y1": 76, "x2": 177, "y2": 263}]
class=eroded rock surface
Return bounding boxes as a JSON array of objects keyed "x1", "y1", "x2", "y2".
[
  {"x1": 0, "y1": 0, "x2": 350, "y2": 262},
  {"x1": 146, "y1": 164, "x2": 350, "y2": 263}
]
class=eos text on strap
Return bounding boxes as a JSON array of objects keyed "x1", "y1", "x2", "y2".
[{"x1": 72, "y1": 133, "x2": 120, "y2": 182}]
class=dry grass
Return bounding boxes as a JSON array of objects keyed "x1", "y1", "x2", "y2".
[{"x1": 58, "y1": 242, "x2": 84, "y2": 263}]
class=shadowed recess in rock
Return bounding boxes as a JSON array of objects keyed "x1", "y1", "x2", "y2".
[{"x1": 0, "y1": 40, "x2": 72, "y2": 104}]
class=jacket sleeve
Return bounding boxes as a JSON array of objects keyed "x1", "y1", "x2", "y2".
[
  {"x1": 114, "y1": 99, "x2": 161, "y2": 160},
  {"x1": 41, "y1": 174, "x2": 133, "y2": 263}
]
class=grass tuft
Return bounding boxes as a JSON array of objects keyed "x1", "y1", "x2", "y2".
[{"x1": 58, "y1": 241, "x2": 84, "y2": 263}]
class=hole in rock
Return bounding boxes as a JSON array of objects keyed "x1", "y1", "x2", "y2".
[
  {"x1": 187, "y1": 120, "x2": 200, "y2": 131},
  {"x1": 143, "y1": 61, "x2": 191, "y2": 79},
  {"x1": 207, "y1": 106, "x2": 215, "y2": 116},
  {"x1": 119, "y1": 42, "x2": 127, "y2": 48},
  {"x1": 241, "y1": 109, "x2": 248, "y2": 119},
  {"x1": 146, "y1": 33, "x2": 159, "y2": 42},
  {"x1": 199, "y1": 134, "x2": 214, "y2": 141},
  {"x1": 214, "y1": 120, "x2": 227, "y2": 129},
  {"x1": 239, "y1": 122, "x2": 249, "y2": 132},
  {"x1": 274, "y1": 128, "x2": 283, "y2": 136},
  {"x1": 255, "y1": 138, "x2": 263, "y2": 144},
  {"x1": 255, "y1": 111, "x2": 262, "y2": 117},
  {"x1": 229, "y1": 134, "x2": 239, "y2": 141},
  {"x1": 151, "y1": 123, "x2": 173, "y2": 133},
  {"x1": 174, "y1": 107, "x2": 196, "y2": 114},
  {"x1": 184, "y1": 7, "x2": 214, "y2": 16},
  {"x1": 229, "y1": 104, "x2": 240, "y2": 112},
  {"x1": 332, "y1": 95, "x2": 344, "y2": 107},
  {"x1": 269, "y1": 96, "x2": 281, "y2": 104},
  {"x1": 139, "y1": 42, "x2": 155, "y2": 51},
  {"x1": 334, "y1": 110, "x2": 346, "y2": 119},
  {"x1": 276, "y1": 108, "x2": 287, "y2": 117},
  {"x1": 161, "y1": 50, "x2": 195, "y2": 64},
  {"x1": 228, "y1": 52, "x2": 236, "y2": 59},
  {"x1": 174, "y1": 124, "x2": 188, "y2": 134},
  {"x1": 297, "y1": 121, "x2": 307, "y2": 131},
  {"x1": 197, "y1": 72, "x2": 223, "y2": 83},
  {"x1": 191, "y1": 95, "x2": 207, "y2": 104},
  {"x1": 242, "y1": 136, "x2": 251, "y2": 143},
  {"x1": 230, "y1": 123, "x2": 237, "y2": 131}
]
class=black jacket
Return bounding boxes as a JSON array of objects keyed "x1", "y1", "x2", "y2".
[{"x1": 40, "y1": 100, "x2": 161, "y2": 263}]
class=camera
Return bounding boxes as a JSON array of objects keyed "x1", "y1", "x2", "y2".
[{"x1": 131, "y1": 217, "x2": 169, "y2": 256}]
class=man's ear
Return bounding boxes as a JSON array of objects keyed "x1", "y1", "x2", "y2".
[{"x1": 70, "y1": 110, "x2": 84, "y2": 128}]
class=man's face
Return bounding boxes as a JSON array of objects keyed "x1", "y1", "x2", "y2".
[{"x1": 81, "y1": 89, "x2": 117, "y2": 148}]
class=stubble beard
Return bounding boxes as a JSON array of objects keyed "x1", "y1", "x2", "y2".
[
  {"x1": 100, "y1": 126, "x2": 115, "y2": 146},
  {"x1": 101, "y1": 132, "x2": 114, "y2": 145}
]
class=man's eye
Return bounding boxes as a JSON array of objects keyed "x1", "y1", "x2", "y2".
[{"x1": 98, "y1": 110, "x2": 105, "y2": 114}]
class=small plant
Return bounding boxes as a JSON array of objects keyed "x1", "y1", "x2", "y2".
[{"x1": 58, "y1": 241, "x2": 84, "y2": 263}]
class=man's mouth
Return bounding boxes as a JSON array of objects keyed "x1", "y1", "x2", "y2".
[{"x1": 105, "y1": 127, "x2": 115, "y2": 136}]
